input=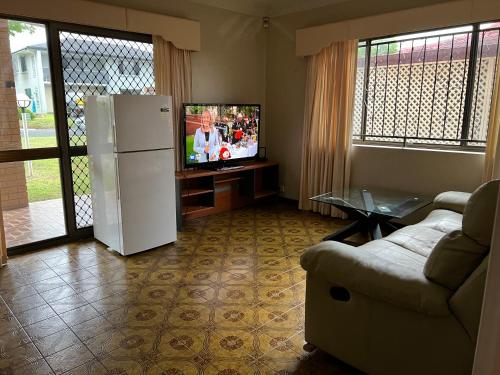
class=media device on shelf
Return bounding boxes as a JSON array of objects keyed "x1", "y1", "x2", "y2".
[{"x1": 183, "y1": 103, "x2": 260, "y2": 170}]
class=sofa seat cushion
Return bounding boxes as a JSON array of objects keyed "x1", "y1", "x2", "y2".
[
  {"x1": 384, "y1": 209, "x2": 463, "y2": 258},
  {"x1": 384, "y1": 225, "x2": 445, "y2": 258},
  {"x1": 416, "y1": 209, "x2": 463, "y2": 233},
  {"x1": 301, "y1": 240, "x2": 452, "y2": 316}
]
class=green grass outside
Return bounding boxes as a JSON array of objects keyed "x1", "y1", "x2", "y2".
[
  {"x1": 20, "y1": 136, "x2": 90, "y2": 203},
  {"x1": 19, "y1": 113, "x2": 81, "y2": 130},
  {"x1": 20, "y1": 134, "x2": 86, "y2": 149},
  {"x1": 21, "y1": 134, "x2": 57, "y2": 149},
  {"x1": 24, "y1": 137, "x2": 54, "y2": 148},
  {"x1": 22, "y1": 137, "x2": 61, "y2": 202},
  {"x1": 25, "y1": 158, "x2": 62, "y2": 202},
  {"x1": 24, "y1": 113, "x2": 56, "y2": 129}
]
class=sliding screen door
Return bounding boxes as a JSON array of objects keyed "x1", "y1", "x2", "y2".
[{"x1": 55, "y1": 27, "x2": 155, "y2": 230}]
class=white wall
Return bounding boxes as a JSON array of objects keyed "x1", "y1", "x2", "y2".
[{"x1": 351, "y1": 145, "x2": 485, "y2": 196}]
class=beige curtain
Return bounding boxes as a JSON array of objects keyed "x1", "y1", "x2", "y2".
[
  {"x1": 153, "y1": 36, "x2": 192, "y2": 171},
  {"x1": 484, "y1": 52, "x2": 500, "y2": 181},
  {"x1": 299, "y1": 40, "x2": 358, "y2": 217},
  {"x1": 0, "y1": 194, "x2": 7, "y2": 267}
]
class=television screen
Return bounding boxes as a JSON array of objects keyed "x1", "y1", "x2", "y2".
[{"x1": 183, "y1": 104, "x2": 260, "y2": 166}]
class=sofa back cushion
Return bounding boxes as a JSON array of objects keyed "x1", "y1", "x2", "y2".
[
  {"x1": 424, "y1": 179, "x2": 499, "y2": 290},
  {"x1": 423, "y1": 230, "x2": 488, "y2": 290},
  {"x1": 462, "y1": 179, "x2": 499, "y2": 246}
]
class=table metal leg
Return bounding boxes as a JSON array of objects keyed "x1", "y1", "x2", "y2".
[
  {"x1": 370, "y1": 223, "x2": 382, "y2": 240},
  {"x1": 323, "y1": 220, "x2": 365, "y2": 241},
  {"x1": 322, "y1": 213, "x2": 392, "y2": 243}
]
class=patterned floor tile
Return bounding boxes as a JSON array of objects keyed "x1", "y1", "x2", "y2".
[
  {"x1": 0, "y1": 201, "x2": 363, "y2": 374},
  {"x1": 62, "y1": 358, "x2": 108, "y2": 375},
  {"x1": 208, "y1": 328, "x2": 257, "y2": 359},
  {"x1": 10, "y1": 358, "x2": 54, "y2": 375},
  {"x1": 158, "y1": 328, "x2": 207, "y2": 358},
  {"x1": 0, "y1": 342, "x2": 43, "y2": 371},
  {"x1": 45, "y1": 343, "x2": 94, "y2": 374},
  {"x1": 0, "y1": 327, "x2": 31, "y2": 352},
  {"x1": 150, "y1": 358, "x2": 199, "y2": 374},
  {"x1": 24, "y1": 316, "x2": 67, "y2": 341},
  {"x1": 168, "y1": 303, "x2": 212, "y2": 328},
  {"x1": 34, "y1": 327, "x2": 80, "y2": 357}
]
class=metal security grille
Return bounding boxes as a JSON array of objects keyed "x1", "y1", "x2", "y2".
[
  {"x1": 71, "y1": 156, "x2": 91, "y2": 228},
  {"x1": 60, "y1": 31, "x2": 154, "y2": 228},
  {"x1": 354, "y1": 22, "x2": 500, "y2": 148}
]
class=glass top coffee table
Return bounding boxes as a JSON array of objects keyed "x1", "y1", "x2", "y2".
[{"x1": 310, "y1": 188, "x2": 432, "y2": 241}]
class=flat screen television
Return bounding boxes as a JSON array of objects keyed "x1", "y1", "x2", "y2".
[{"x1": 183, "y1": 103, "x2": 260, "y2": 168}]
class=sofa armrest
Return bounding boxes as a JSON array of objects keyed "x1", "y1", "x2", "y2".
[
  {"x1": 433, "y1": 191, "x2": 471, "y2": 213},
  {"x1": 300, "y1": 241, "x2": 452, "y2": 316}
]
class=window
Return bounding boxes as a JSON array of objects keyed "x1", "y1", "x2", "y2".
[
  {"x1": 19, "y1": 55, "x2": 27, "y2": 72},
  {"x1": 353, "y1": 22, "x2": 500, "y2": 149}
]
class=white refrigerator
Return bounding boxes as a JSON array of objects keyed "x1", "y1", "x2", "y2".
[{"x1": 85, "y1": 95, "x2": 177, "y2": 256}]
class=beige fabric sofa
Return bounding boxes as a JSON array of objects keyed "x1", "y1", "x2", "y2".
[{"x1": 300, "y1": 180, "x2": 499, "y2": 375}]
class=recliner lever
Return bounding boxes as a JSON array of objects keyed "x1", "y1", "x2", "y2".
[{"x1": 330, "y1": 286, "x2": 351, "y2": 301}]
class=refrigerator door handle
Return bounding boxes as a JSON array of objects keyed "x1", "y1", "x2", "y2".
[
  {"x1": 110, "y1": 97, "x2": 118, "y2": 153},
  {"x1": 114, "y1": 156, "x2": 120, "y2": 201}
]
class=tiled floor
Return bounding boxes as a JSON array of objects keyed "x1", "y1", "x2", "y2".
[
  {"x1": 3, "y1": 199, "x2": 67, "y2": 248},
  {"x1": 0, "y1": 202, "x2": 362, "y2": 374}
]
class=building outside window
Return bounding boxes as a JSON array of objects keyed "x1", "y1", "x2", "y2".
[
  {"x1": 118, "y1": 60, "x2": 125, "y2": 74},
  {"x1": 11, "y1": 36, "x2": 154, "y2": 114},
  {"x1": 19, "y1": 55, "x2": 27, "y2": 72},
  {"x1": 133, "y1": 61, "x2": 141, "y2": 75}
]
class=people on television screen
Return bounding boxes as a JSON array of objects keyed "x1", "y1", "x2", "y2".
[
  {"x1": 193, "y1": 110, "x2": 220, "y2": 162},
  {"x1": 231, "y1": 113, "x2": 246, "y2": 145},
  {"x1": 247, "y1": 114, "x2": 257, "y2": 136},
  {"x1": 215, "y1": 115, "x2": 230, "y2": 143}
]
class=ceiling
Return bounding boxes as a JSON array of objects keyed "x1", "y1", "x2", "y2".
[{"x1": 185, "y1": 0, "x2": 351, "y2": 17}]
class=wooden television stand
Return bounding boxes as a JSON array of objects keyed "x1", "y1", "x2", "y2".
[{"x1": 175, "y1": 161, "x2": 279, "y2": 228}]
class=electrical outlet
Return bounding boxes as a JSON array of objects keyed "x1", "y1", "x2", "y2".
[{"x1": 279, "y1": 184, "x2": 285, "y2": 193}]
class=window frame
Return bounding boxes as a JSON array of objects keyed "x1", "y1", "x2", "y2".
[{"x1": 354, "y1": 21, "x2": 500, "y2": 151}]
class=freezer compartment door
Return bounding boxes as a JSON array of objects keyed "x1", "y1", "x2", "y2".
[
  {"x1": 117, "y1": 149, "x2": 177, "y2": 255},
  {"x1": 112, "y1": 95, "x2": 173, "y2": 152}
]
